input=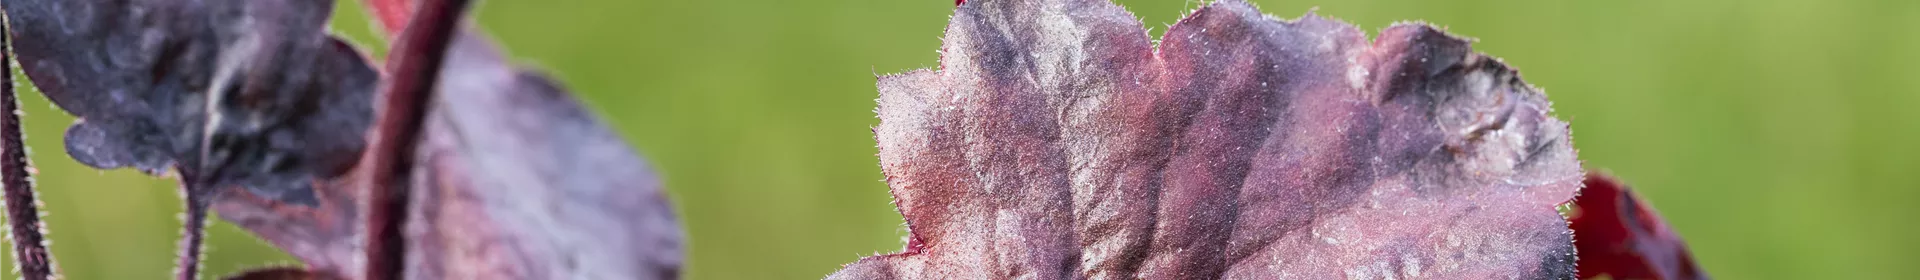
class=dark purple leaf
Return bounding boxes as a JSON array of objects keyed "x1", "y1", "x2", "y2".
[
  {"x1": 3, "y1": 0, "x2": 376, "y2": 206},
  {"x1": 1572, "y1": 173, "x2": 1707, "y2": 280},
  {"x1": 210, "y1": 14, "x2": 686, "y2": 280},
  {"x1": 3, "y1": 0, "x2": 684, "y2": 278},
  {"x1": 4, "y1": 1, "x2": 374, "y2": 279},
  {"x1": 833, "y1": 0, "x2": 1584, "y2": 278}
]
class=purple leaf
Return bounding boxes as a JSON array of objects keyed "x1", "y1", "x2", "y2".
[
  {"x1": 3, "y1": 0, "x2": 376, "y2": 206},
  {"x1": 833, "y1": 0, "x2": 1584, "y2": 278},
  {"x1": 4, "y1": 1, "x2": 374, "y2": 278},
  {"x1": 210, "y1": 19, "x2": 687, "y2": 280},
  {"x1": 3, "y1": 0, "x2": 684, "y2": 278}
]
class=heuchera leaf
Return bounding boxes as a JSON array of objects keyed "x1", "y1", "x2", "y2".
[
  {"x1": 4, "y1": 0, "x2": 374, "y2": 205},
  {"x1": 209, "y1": 11, "x2": 687, "y2": 280},
  {"x1": 832, "y1": 0, "x2": 1584, "y2": 278},
  {"x1": 3, "y1": 0, "x2": 684, "y2": 278},
  {"x1": 1572, "y1": 173, "x2": 1707, "y2": 280}
]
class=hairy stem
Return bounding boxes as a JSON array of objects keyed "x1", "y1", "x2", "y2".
[
  {"x1": 361, "y1": 0, "x2": 470, "y2": 279},
  {"x1": 173, "y1": 180, "x2": 211, "y2": 280},
  {"x1": 0, "y1": 18, "x2": 57, "y2": 280}
]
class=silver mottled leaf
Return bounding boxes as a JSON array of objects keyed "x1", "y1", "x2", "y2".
[{"x1": 833, "y1": 0, "x2": 1582, "y2": 279}]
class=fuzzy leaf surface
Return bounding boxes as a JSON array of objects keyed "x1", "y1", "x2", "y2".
[{"x1": 833, "y1": 0, "x2": 1584, "y2": 279}]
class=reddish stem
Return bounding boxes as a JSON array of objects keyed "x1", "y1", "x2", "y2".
[
  {"x1": 360, "y1": 0, "x2": 470, "y2": 279},
  {"x1": 0, "y1": 20, "x2": 57, "y2": 280}
]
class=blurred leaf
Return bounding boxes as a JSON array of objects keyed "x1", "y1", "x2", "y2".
[
  {"x1": 221, "y1": 267, "x2": 344, "y2": 280},
  {"x1": 1573, "y1": 173, "x2": 1707, "y2": 280},
  {"x1": 833, "y1": 0, "x2": 1584, "y2": 278}
]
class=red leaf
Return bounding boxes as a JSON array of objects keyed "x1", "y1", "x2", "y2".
[
  {"x1": 221, "y1": 267, "x2": 345, "y2": 280},
  {"x1": 1572, "y1": 173, "x2": 1707, "y2": 280},
  {"x1": 363, "y1": 0, "x2": 417, "y2": 37},
  {"x1": 833, "y1": 0, "x2": 1584, "y2": 278}
]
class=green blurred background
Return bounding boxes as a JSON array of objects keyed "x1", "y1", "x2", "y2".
[{"x1": 0, "y1": 0, "x2": 1913, "y2": 279}]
